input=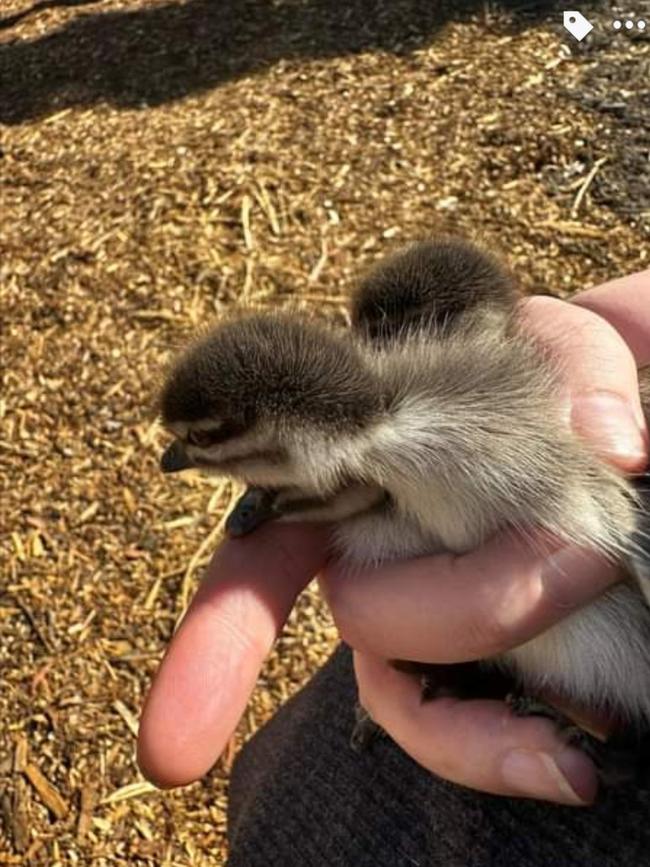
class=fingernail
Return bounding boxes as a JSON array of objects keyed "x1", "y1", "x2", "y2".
[
  {"x1": 572, "y1": 391, "x2": 646, "y2": 465},
  {"x1": 501, "y1": 748, "x2": 595, "y2": 805},
  {"x1": 541, "y1": 546, "x2": 619, "y2": 610}
]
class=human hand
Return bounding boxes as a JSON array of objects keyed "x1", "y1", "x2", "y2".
[{"x1": 138, "y1": 270, "x2": 650, "y2": 805}]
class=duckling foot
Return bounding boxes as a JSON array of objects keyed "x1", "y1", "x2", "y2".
[{"x1": 226, "y1": 487, "x2": 279, "y2": 537}]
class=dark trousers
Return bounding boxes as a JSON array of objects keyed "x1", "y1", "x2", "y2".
[{"x1": 228, "y1": 646, "x2": 650, "y2": 867}]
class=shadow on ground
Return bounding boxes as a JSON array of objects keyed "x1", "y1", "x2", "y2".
[{"x1": 0, "y1": 0, "x2": 559, "y2": 124}]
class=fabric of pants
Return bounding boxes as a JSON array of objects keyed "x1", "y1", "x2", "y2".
[{"x1": 227, "y1": 645, "x2": 650, "y2": 867}]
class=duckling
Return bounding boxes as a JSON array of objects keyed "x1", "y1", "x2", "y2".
[
  {"x1": 159, "y1": 237, "x2": 650, "y2": 781},
  {"x1": 350, "y1": 235, "x2": 521, "y2": 342}
]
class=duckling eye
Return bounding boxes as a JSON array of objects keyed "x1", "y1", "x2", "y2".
[{"x1": 187, "y1": 429, "x2": 218, "y2": 448}]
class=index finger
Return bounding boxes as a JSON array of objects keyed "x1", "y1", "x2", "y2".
[{"x1": 137, "y1": 523, "x2": 329, "y2": 788}]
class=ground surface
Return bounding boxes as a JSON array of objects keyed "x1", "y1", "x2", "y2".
[{"x1": 1, "y1": 1, "x2": 649, "y2": 864}]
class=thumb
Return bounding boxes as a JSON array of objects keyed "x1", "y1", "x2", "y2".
[{"x1": 521, "y1": 296, "x2": 648, "y2": 472}]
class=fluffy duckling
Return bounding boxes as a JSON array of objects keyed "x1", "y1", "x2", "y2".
[{"x1": 159, "y1": 237, "x2": 650, "y2": 780}]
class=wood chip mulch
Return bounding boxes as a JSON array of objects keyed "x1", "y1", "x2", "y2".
[{"x1": 1, "y1": 1, "x2": 649, "y2": 863}]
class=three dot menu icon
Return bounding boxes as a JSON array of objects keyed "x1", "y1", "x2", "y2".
[{"x1": 563, "y1": 10, "x2": 647, "y2": 41}]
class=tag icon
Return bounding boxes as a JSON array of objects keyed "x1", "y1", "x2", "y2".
[{"x1": 563, "y1": 11, "x2": 594, "y2": 41}]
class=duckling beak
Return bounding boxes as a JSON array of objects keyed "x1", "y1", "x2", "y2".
[{"x1": 160, "y1": 440, "x2": 194, "y2": 473}]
